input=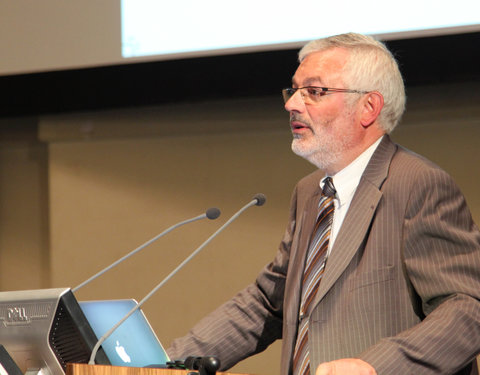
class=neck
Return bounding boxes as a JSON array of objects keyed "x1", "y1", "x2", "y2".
[{"x1": 323, "y1": 134, "x2": 384, "y2": 175}]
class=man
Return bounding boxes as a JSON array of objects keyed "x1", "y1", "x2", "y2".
[{"x1": 167, "y1": 33, "x2": 480, "y2": 375}]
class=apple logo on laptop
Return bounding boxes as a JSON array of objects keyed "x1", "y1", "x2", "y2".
[{"x1": 115, "y1": 340, "x2": 132, "y2": 363}]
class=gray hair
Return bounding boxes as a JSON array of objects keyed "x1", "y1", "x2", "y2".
[{"x1": 299, "y1": 33, "x2": 406, "y2": 133}]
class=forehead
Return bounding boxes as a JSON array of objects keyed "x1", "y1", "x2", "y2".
[{"x1": 292, "y1": 47, "x2": 349, "y2": 86}]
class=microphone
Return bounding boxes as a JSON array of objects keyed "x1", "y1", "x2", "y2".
[
  {"x1": 72, "y1": 207, "x2": 221, "y2": 292},
  {"x1": 184, "y1": 356, "x2": 220, "y2": 375},
  {"x1": 253, "y1": 193, "x2": 266, "y2": 206},
  {"x1": 87, "y1": 194, "x2": 266, "y2": 365}
]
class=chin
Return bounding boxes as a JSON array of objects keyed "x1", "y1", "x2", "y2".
[
  {"x1": 292, "y1": 137, "x2": 318, "y2": 157},
  {"x1": 292, "y1": 142, "x2": 316, "y2": 164},
  {"x1": 291, "y1": 142, "x2": 334, "y2": 171}
]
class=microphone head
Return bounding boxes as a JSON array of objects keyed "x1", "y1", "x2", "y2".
[
  {"x1": 184, "y1": 356, "x2": 201, "y2": 370},
  {"x1": 201, "y1": 356, "x2": 221, "y2": 373},
  {"x1": 253, "y1": 193, "x2": 266, "y2": 206},
  {"x1": 184, "y1": 356, "x2": 220, "y2": 374},
  {"x1": 205, "y1": 207, "x2": 221, "y2": 220}
]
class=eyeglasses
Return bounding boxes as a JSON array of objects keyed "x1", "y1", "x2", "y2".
[{"x1": 282, "y1": 86, "x2": 369, "y2": 105}]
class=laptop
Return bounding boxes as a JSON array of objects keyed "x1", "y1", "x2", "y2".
[{"x1": 79, "y1": 299, "x2": 170, "y2": 368}]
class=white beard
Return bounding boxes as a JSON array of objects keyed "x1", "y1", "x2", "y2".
[
  {"x1": 291, "y1": 115, "x2": 356, "y2": 172},
  {"x1": 292, "y1": 136, "x2": 346, "y2": 170}
]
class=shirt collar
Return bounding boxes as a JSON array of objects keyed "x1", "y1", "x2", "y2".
[{"x1": 320, "y1": 136, "x2": 383, "y2": 207}]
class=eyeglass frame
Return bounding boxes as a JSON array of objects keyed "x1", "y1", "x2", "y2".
[{"x1": 282, "y1": 86, "x2": 370, "y2": 105}]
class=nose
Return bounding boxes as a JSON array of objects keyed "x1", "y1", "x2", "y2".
[{"x1": 284, "y1": 89, "x2": 305, "y2": 113}]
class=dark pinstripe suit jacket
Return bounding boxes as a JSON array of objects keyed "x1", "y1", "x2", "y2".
[{"x1": 167, "y1": 136, "x2": 480, "y2": 374}]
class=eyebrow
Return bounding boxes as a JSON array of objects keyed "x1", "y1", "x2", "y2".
[{"x1": 292, "y1": 75, "x2": 325, "y2": 87}]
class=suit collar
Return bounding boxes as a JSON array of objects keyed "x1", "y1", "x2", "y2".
[
  {"x1": 284, "y1": 184, "x2": 322, "y2": 321},
  {"x1": 359, "y1": 135, "x2": 397, "y2": 189},
  {"x1": 330, "y1": 136, "x2": 384, "y2": 212}
]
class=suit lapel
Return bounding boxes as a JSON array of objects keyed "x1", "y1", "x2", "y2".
[
  {"x1": 284, "y1": 188, "x2": 322, "y2": 323},
  {"x1": 313, "y1": 136, "x2": 398, "y2": 305}
]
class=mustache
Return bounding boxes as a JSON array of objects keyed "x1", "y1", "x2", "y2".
[{"x1": 290, "y1": 113, "x2": 311, "y2": 127}]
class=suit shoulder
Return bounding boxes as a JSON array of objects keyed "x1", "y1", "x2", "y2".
[
  {"x1": 392, "y1": 144, "x2": 449, "y2": 176},
  {"x1": 388, "y1": 144, "x2": 461, "y2": 195}
]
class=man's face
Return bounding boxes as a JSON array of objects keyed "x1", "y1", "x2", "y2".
[{"x1": 285, "y1": 48, "x2": 362, "y2": 173}]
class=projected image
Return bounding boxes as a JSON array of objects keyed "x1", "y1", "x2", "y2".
[{"x1": 121, "y1": 0, "x2": 480, "y2": 59}]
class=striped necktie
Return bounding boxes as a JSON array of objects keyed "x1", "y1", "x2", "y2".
[{"x1": 292, "y1": 177, "x2": 336, "y2": 375}]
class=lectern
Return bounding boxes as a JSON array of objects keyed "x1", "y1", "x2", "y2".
[{"x1": 66, "y1": 364, "x2": 252, "y2": 375}]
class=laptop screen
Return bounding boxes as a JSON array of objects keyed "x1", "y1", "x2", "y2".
[{"x1": 79, "y1": 299, "x2": 169, "y2": 367}]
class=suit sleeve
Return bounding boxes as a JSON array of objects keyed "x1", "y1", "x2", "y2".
[
  {"x1": 166, "y1": 186, "x2": 299, "y2": 370},
  {"x1": 359, "y1": 167, "x2": 480, "y2": 374}
]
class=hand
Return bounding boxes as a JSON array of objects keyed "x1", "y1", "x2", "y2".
[{"x1": 316, "y1": 358, "x2": 376, "y2": 375}]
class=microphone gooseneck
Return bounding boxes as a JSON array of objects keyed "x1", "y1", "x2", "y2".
[
  {"x1": 87, "y1": 195, "x2": 265, "y2": 365},
  {"x1": 73, "y1": 208, "x2": 220, "y2": 293}
]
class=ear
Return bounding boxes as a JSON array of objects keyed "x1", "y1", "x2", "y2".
[{"x1": 360, "y1": 91, "x2": 384, "y2": 128}]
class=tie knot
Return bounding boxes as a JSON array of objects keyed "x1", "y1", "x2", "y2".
[{"x1": 322, "y1": 177, "x2": 336, "y2": 197}]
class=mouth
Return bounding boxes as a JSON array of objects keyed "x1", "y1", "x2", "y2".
[{"x1": 290, "y1": 120, "x2": 311, "y2": 134}]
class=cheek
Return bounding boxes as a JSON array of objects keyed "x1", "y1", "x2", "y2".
[
  {"x1": 306, "y1": 97, "x2": 346, "y2": 119},
  {"x1": 306, "y1": 103, "x2": 344, "y2": 131}
]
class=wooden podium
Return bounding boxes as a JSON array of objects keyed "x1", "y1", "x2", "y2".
[{"x1": 67, "y1": 363, "x2": 252, "y2": 375}]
